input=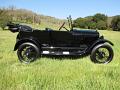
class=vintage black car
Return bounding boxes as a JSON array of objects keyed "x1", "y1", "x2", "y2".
[{"x1": 7, "y1": 16, "x2": 114, "y2": 64}]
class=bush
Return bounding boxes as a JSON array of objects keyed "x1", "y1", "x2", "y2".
[
  {"x1": 0, "y1": 9, "x2": 12, "y2": 30},
  {"x1": 111, "y1": 15, "x2": 120, "y2": 31}
]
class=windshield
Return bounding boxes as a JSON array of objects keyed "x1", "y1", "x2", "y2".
[{"x1": 67, "y1": 15, "x2": 73, "y2": 30}]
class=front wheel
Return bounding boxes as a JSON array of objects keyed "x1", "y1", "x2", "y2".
[
  {"x1": 17, "y1": 42, "x2": 40, "y2": 63},
  {"x1": 90, "y1": 43, "x2": 114, "y2": 64}
]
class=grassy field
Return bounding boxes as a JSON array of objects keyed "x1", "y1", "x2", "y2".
[{"x1": 0, "y1": 30, "x2": 120, "y2": 90}]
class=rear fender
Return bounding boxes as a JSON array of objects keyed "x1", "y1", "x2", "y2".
[
  {"x1": 88, "y1": 39, "x2": 114, "y2": 53},
  {"x1": 14, "y1": 38, "x2": 40, "y2": 51}
]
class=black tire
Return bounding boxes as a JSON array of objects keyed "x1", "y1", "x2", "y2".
[
  {"x1": 17, "y1": 42, "x2": 40, "y2": 63},
  {"x1": 90, "y1": 43, "x2": 114, "y2": 64}
]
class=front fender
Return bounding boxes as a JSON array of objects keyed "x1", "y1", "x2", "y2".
[
  {"x1": 88, "y1": 39, "x2": 114, "y2": 52},
  {"x1": 14, "y1": 38, "x2": 40, "y2": 51},
  {"x1": 94, "y1": 39, "x2": 114, "y2": 46}
]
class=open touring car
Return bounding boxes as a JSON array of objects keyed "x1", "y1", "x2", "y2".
[{"x1": 7, "y1": 16, "x2": 114, "y2": 64}]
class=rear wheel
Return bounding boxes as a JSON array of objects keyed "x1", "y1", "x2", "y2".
[
  {"x1": 90, "y1": 43, "x2": 114, "y2": 64},
  {"x1": 17, "y1": 42, "x2": 40, "y2": 63}
]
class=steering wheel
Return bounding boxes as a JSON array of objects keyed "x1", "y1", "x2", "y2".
[{"x1": 59, "y1": 22, "x2": 65, "y2": 31}]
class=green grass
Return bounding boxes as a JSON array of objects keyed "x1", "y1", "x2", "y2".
[{"x1": 0, "y1": 30, "x2": 120, "y2": 90}]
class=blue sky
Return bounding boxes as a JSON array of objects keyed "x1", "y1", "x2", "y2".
[{"x1": 0, "y1": 0, "x2": 120, "y2": 19}]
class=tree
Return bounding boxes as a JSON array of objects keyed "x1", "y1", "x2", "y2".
[
  {"x1": 86, "y1": 21, "x2": 96, "y2": 29},
  {"x1": 74, "y1": 17, "x2": 87, "y2": 28},
  {"x1": 111, "y1": 15, "x2": 120, "y2": 31},
  {"x1": 84, "y1": 16, "x2": 96, "y2": 29},
  {"x1": 93, "y1": 13, "x2": 107, "y2": 23},
  {"x1": 74, "y1": 13, "x2": 108, "y2": 30},
  {"x1": 92, "y1": 13, "x2": 108, "y2": 30},
  {"x1": 96, "y1": 20, "x2": 107, "y2": 30}
]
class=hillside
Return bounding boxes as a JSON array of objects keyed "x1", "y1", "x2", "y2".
[
  {"x1": 0, "y1": 7, "x2": 117, "y2": 30},
  {"x1": 0, "y1": 7, "x2": 67, "y2": 29}
]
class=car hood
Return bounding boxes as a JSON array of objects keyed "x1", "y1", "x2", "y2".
[
  {"x1": 72, "y1": 29, "x2": 98, "y2": 34},
  {"x1": 72, "y1": 29, "x2": 98, "y2": 33},
  {"x1": 71, "y1": 29, "x2": 99, "y2": 37}
]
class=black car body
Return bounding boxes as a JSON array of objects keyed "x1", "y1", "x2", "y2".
[{"x1": 7, "y1": 16, "x2": 114, "y2": 64}]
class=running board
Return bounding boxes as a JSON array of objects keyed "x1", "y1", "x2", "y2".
[
  {"x1": 42, "y1": 46, "x2": 87, "y2": 50},
  {"x1": 41, "y1": 50, "x2": 85, "y2": 55}
]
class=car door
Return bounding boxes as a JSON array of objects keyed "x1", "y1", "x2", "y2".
[
  {"x1": 33, "y1": 30, "x2": 51, "y2": 44},
  {"x1": 51, "y1": 31, "x2": 72, "y2": 46}
]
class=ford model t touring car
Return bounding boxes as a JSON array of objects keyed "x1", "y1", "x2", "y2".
[{"x1": 7, "y1": 16, "x2": 114, "y2": 64}]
